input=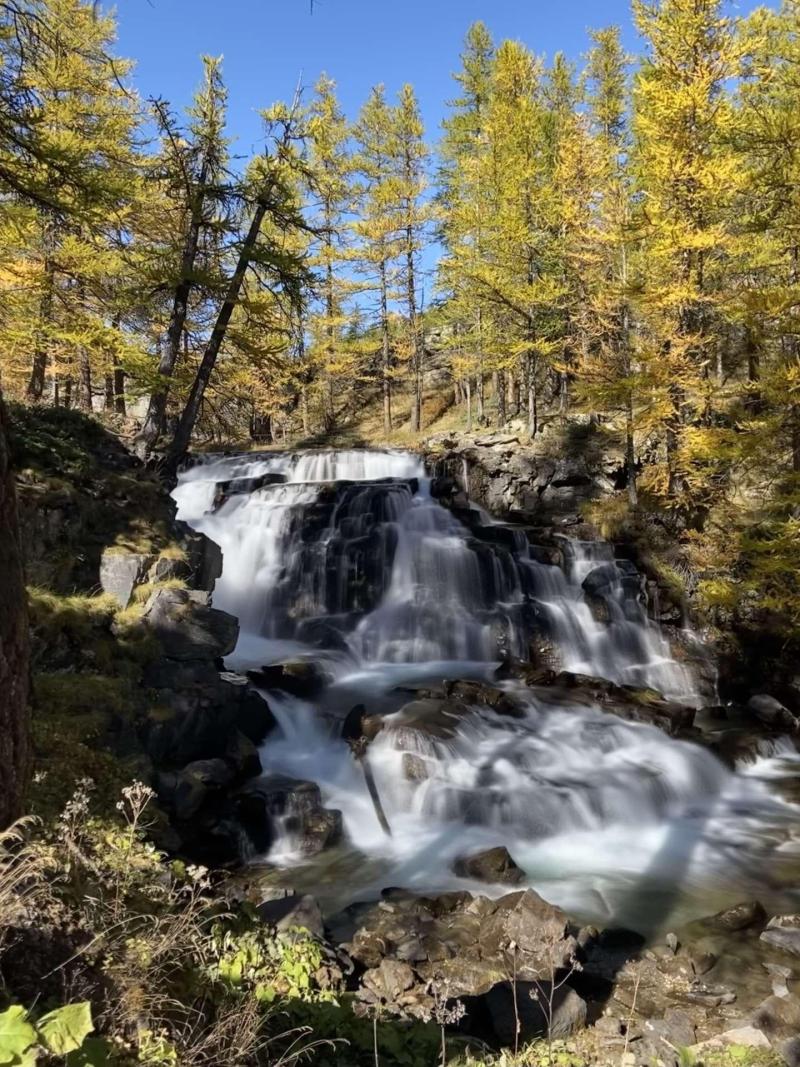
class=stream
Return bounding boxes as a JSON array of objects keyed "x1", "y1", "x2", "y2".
[{"x1": 173, "y1": 449, "x2": 800, "y2": 935}]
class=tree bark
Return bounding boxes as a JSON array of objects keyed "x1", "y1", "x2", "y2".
[
  {"x1": 0, "y1": 392, "x2": 30, "y2": 828},
  {"x1": 167, "y1": 197, "x2": 269, "y2": 472},
  {"x1": 380, "y1": 257, "x2": 392, "y2": 437},
  {"x1": 495, "y1": 370, "x2": 506, "y2": 426}
]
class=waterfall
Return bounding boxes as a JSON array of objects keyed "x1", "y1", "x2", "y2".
[{"x1": 174, "y1": 449, "x2": 800, "y2": 932}]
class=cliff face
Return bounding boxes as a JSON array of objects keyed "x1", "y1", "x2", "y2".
[{"x1": 0, "y1": 395, "x2": 29, "y2": 828}]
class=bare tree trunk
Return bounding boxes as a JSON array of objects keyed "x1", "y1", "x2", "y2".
[
  {"x1": 465, "y1": 377, "x2": 472, "y2": 432},
  {"x1": 113, "y1": 358, "x2": 126, "y2": 416},
  {"x1": 77, "y1": 341, "x2": 92, "y2": 412},
  {"x1": 136, "y1": 157, "x2": 211, "y2": 458},
  {"x1": 526, "y1": 353, "x2": 538, "y2": 439},
  {"x1": 380, "y1": 257, "x2": 392, "y2": 436},
  {"x1": 0, "y1": 392, "x2": 29, "y2": 828},
  {"x1": 167, "y1": 197, "x2": 269, "y2": 471}
]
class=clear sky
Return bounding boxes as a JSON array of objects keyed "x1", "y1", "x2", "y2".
[{"x1": 113, "y1": 0, "x2": 769, "y2": 157}]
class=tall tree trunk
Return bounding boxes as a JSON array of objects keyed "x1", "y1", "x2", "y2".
[
  {"x1": 406, "y1": 226, "x2": 422, "y2": 434},
  {"x1": 465, "y1": 377, "x2": 472, "y2": 432},
  {"x1": 0, "y1": 392, "x2": 29, "y2": 828},
  {"x1": 495, "y1": 370, "x2": 506, "y2": 426},
  {"x1": 113, "y1": 358, "x2": 126, "y2": 416},
  {"x1": 476, "y1": 310, "x2": 485, "y2": 423},
  {"x1": 135, "y1": 158, "x2": 210, "y2": 458},
  {"x1": 167, "y1": 197, "x2": 269, "y2": 472},
  {"x1": 324, "y1": 225, "x2": 336, "y2": 431},
  {"x1": 526, "y1": 352, "x2": 538, "y2": 439},
  {"x1": 380, "y1": 257, "x2": 392, "y2": 437},
  {"x1": 104, "y1": 374, "x2": 114, "y2": 410},
  {"x1": 26, "y1": 249, "x2": 55, "y2": 401},
  {"x1": 77, "y1": 343, "x2": 92, "y2": 413}
]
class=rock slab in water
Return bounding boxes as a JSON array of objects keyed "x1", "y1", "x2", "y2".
[{"x1": 452, "y1": 846, "x2": 525, "y2": 886}]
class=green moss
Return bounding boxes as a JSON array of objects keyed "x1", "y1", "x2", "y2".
[{"x1": 28, "y1": 588, "x2": 118, "y2": 640}]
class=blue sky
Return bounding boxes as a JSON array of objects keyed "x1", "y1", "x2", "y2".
[{"x1": 114, "y1": 0, "x2": 769, "y2": 156}]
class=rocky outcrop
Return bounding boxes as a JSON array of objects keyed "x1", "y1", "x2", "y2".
[
  {"x1": 140, "y1": 587, "x2": 239, "y2": 661},
  {"x1": 424, "y1": 421, "x2": 625, "y2": 525}
]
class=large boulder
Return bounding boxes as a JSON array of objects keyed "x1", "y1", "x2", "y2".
[
  {"x1": 141, "y1": 587, "x2": 238, "y2": 661},
  {"x1": 748, "y1": 694, "x2": 800, "y2": 732},
  {"x1": 141, "y1": 662, "x2": 274, "y2": 766}
]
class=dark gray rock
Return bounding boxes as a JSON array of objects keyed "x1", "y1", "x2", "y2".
[
  {"x1": 236, "y1": 774, "x2": 343, "y2": 857},
  {"x1": 172, "y1": 758, "x2": 234, "y2": 820},
  {"x1": 710, "y1": 900, "x2": 766, "y2": 932},
  {"x1": 142, "y1": 586, "x2": 238, "y2": 661},
  {"x1": 483, "y1": 981, "x2": 587, "y2": 1044},
  {"x1": 453, "y1": 846, "x2": 525, "y2": 886},
  {"x1": 257, "y1": 892, "x2": 324, "y2": 939},
  {"x1": 748, "y1": 694, "x2": 800, "y2": 732}
]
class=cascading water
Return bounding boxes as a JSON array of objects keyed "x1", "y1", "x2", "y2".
[{"x1": 174, "y1": 449, "x2": 800, "y2": 932}]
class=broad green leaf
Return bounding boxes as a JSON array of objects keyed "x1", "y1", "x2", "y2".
[
  {"x1": 0, "y1": 1006, "x2": 37, "y2": 1066},
  {"x1": 37, "y1": 1002, "x2": 93, "y2": 1056}
]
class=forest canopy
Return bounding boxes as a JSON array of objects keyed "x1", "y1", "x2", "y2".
[{"x1": 1, "y1": 0, "x2": 800, "y2": 625}]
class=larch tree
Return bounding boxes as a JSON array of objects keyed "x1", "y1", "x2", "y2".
[
  {"x1": 632, "y1": 0, "x2": 740, "y2": 501},
  {"x1": 438, "y1": 22, "x2": 496, "y2": 422},
  {"x1": 395, "y1": 83, "x2": 429, "y2": 432},
  {"x1": 352, "y1": 85, "x2": 401, "y2": 436},
  {"x1": 305, "y1": 74, "x2": 355, "y2": 431},
  {"x1": 135, "y1": 56, "x2": 230, "y2": 457},
  {"x1": 575, "y1": 27, "x2": 642, "y2": 504}
]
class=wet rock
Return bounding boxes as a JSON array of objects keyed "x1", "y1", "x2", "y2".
[
  {"x1": 179, "y1": 527, "x2": 223, "y2": 592},
  {"x1": 710, "y1": 900, "x2": 766, "y2": 933},
  {"x1": 294, "y1": 616, "x2": 350, "y2": 652},
  {"x1": 751, "y1": 991, "x2": 800, "y2": 1042},
  {"x1": 401, "y1": 753, "x2": 430, "y2": 781},
  {"x1": 691, "y1": 951, "x2": 718, "y2": 976},
  {"x1": 482, "y1": 981, "x2": 587, "y2": 1044},
  {"x1": 516, "y1": 669, "x2": 696, "y2": 737},
  {"x1": 100, "y1": 548, "x2": 152, "y2": 607},
  {"x1": 452, "y1": 846, "x2": 525, "y2": 886},
  {"x1": 761, "y1": 915, "x2": 800, "y2": 957},
  {"x1": 213, "y1": 472, "x2": 287, "y2": 510},
  {"x1": 247, "y1": 659, "x2": 329, "y2": 699},
  {"x1": 748, "y1": 694, "x2": 800, "y2": 732},
  {"x1": 142, "y1": 586, "x2": 238, "y2": 661},
  {"x1": 236, "y1": 774, "x2": 343, "y2": 857},
  {"x1": 257, "y1": 892, "x2": 324, "y2": 939}
]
